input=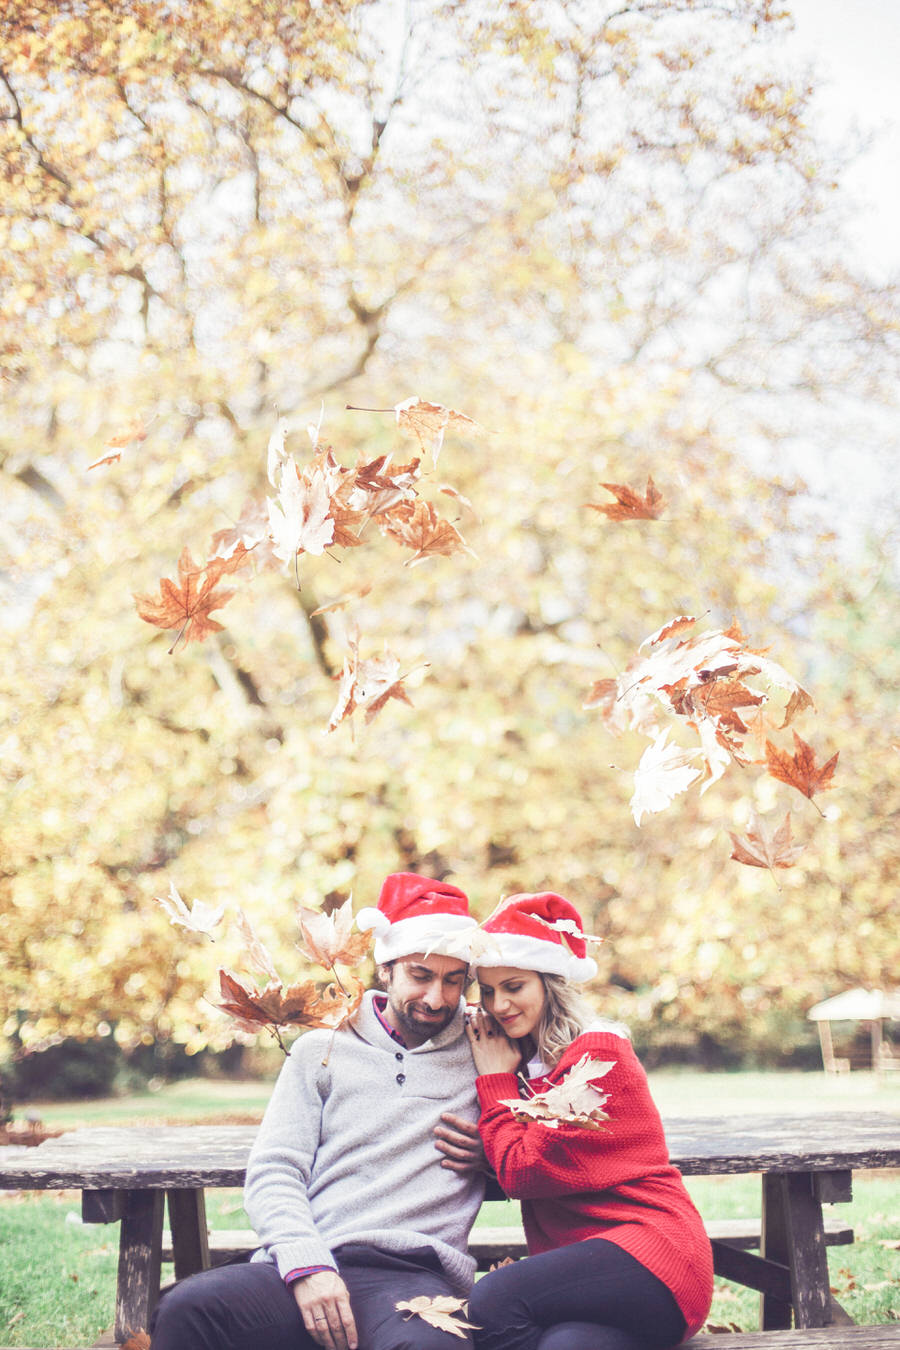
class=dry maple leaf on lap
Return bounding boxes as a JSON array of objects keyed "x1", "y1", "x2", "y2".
[
  {"x1": 395, "y1": 1295, "x2": 480, "y2": 1338},
  {"x1": 134, "y1": 546, "x2": 239, "y2": 653},
  {"x1": 501, "y1": 1055, "x2": 615, "y2": 1130},
  {"x1": 728, "y1": 810, "x2": 805, "y2": 888},
  {"x1": 765, "y1": 732, "x2": 838, "y2": 812},
  {"x1": 588, "y1": 475, "x2": 666, "y2": 521}
]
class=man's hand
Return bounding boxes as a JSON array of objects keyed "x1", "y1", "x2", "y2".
[
  {"x1": 434, "y1": 1111, "x2": 486, "y2": 1173},
  {"x1": 292, "y1": 1269, "x2": 358, "y2": 1350}
]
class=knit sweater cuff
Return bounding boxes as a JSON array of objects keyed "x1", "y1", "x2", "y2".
[
  {"x1": 269, "y1": 1238, "x2": 338, "y2": 1281},
  {"x1": 476, "y1": 1072, "x2": 521, "y2": 1110}
]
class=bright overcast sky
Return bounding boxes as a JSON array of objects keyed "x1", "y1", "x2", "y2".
[{"x1": 787, "y1": 0, "x2": 900, "y2": 277}]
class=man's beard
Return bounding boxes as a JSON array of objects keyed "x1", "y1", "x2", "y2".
[{"x1": 389, "y1": 999, "x2": 456, "y2": 1041}]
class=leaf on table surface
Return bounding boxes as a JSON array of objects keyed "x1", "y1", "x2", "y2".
[
  {"x1": 154, "y1": 882, "x2": 225, "y2": 938},
  {"x1": 297, "y1": 896, "x2": 374, "y2": 968},
  {"x1": 394, "y1": 396, "x2": 484, "y2": 465},
  {"x1": 728, "y1": 811, "x2": 805, "y2": 885},
  {"x1": 215, "y1": 968, "x2": 363, "y2": 1032},
  {"x1": 588, "y1": 475, "x2": 665, "y2": 521},
  {"x1": 630, "y1": 729, "x2": 701, "y2": 825},
  {"x1": 382, "y1": 498, "x2": 473, "y2": 565},
  {"x1": 395, "y1": 1295, "x2": 480, "y2": 1337},
  {"x1": 765, "y1": 732, "x2": 838, "y2": 801},
  {"x1": 501, "y1": 1054, "x2": 615, "y2": 1130},
  {"x1": 134, "y1": 546, "x2": 237, "y2": 652}
]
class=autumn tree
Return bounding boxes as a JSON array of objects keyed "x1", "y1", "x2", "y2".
[{"x1": 1, "y1": 0, "x2": 897, "y2": 1066}]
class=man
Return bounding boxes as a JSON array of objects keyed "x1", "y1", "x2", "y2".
[{"x1": 149, "y1": 873, "x2": 484, "y2": 1350}]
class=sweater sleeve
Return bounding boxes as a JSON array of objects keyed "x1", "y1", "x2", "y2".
[
  {"x1": 475, "y1": 1034, "x2": 671, "y2": 1201},
  {"x1": 243, "y1": 1034, "x2": 337, "y2": 1279}
]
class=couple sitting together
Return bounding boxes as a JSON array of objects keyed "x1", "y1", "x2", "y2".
[{"x1": 150, "y1": 873, "x2": 713, "y2": 1350}]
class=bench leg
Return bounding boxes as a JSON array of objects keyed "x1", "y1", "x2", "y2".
[
  {"x1": 167, "y1": 1188, "x2": 210, "y2": 1279},
  {"x1": 115, "y1": 1188, "x2": 164, "y2": 1343},
  {"x1": 761, "y1": 1173, "x2": 841, "y2": 1330},
  {"x1": 760, "y1": 1174, "x2": 794, "y2": 1329}
]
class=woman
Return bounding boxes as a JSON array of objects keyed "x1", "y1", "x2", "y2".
[{"x1": 465, "y1": 893, "x2": 713, "y2": 1350}]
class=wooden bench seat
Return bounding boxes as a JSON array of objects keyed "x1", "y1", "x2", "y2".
[
  {"x1": 684, "y1": 1328, "x2": 900, "y2": 1350},
  {"x1": 161, "y1": 1215, "x2": 854, "y2": 1270}
]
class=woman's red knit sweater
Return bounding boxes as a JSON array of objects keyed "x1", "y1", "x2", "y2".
[{"x1": 475, "y1": 1030, "x2": 714, "y2": 1339}]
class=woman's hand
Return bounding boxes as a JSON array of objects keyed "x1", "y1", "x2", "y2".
[{"x1": 465, "y1": 1006, "x2": 522, "y2": 1076}]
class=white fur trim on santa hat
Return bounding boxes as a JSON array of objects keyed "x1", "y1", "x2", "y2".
[
  {"x1": 356, "y1": 909, "x2": 477, "y2": 964},
  {"x1": 474, "y1": 932, "x2": 597, "y2": 983}
]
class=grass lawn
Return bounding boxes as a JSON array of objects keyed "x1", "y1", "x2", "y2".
[{"x1": 2, "y1": 1071, "x2": 899, "y2": 1346}]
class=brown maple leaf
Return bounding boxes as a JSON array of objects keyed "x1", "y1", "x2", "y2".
[
  {"x1": 134, "y1": 547, "x2": 236, "y2": 653},
  {"x1": 728, "y1": 811, "x2": 805, "y2": 888},
  {"x1": 86, "y1": 415, "x2": 154, "y2": 470},
  {"x1": 765, "y1": 732, "x2": 838, "y2": 810},
  {"x1": 781, "y1": 686, "x2": 815, "y2": 728},
  {"x1": 394, "y1": 396, "x2": 484, "y2": 465},
  {"x1": 382, "y1": 499, "x2": 473, "y2": 565},
  {"x1": 297, "y1": 898, "x2": 374, "y2": 968},
  {"x1": 216, "y1": 969, "x2": 363, "y2": 1036},
  {"x1": 689, "y1": 678, "x2": 765, "y2": 734},
  {"x1": 588, "y1": 475, "x2": 665, "y2": 521}
]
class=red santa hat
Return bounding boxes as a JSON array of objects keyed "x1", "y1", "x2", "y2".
[
  {"x1": 478, "y1": 892, "x2": 597, "y2": 983},
  {"x1": 356, "y1": 872, "x2": 476, "y2": 964}
]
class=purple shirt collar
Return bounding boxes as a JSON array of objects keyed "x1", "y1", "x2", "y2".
[{"x1": 373, "y1": 993, "x2": 408, "y2": 1047}]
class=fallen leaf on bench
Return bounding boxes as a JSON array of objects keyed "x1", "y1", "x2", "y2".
[
  {"x1": 395, "y1": 1294, "x2": 480, "y2": 1337},
  {"x1": 702, "y1": 1322, "x2": 744, "y2": 1335},
  {"x1": 501, "y1": 1054, "x2": 615, "y2": 1130},
  {"x1": 488, "y1": 1255, "x2": 517, "y2": 1271}
]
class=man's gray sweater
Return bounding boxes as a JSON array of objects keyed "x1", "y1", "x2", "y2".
[{"x1": 245, "y1": 990, "x2": 483, "y2": 1294}]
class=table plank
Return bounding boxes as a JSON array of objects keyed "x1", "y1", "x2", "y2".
[{"x1": 1, "y1": 1112, "x2": 897, "y2": 1189}]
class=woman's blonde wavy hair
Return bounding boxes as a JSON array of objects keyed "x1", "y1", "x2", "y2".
[{"x1": 531, "y1": 973, "x2": 594, "y2": 1069}]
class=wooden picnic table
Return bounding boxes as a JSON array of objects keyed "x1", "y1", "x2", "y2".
[{"x1": 1, "y1": 1111, "x2": 898, "y2": 1345}]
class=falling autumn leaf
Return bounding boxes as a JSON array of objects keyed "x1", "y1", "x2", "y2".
[
  {"x1": 155, "y1": 883, "x2": 225, "y2": 938},
  {"x1": 297, "y1": 897, "x2": 374, "y2": 968},
  {"x1": 382, "y1": 499, "x2": 473, "y2": 565},
  {"x1": 86, "y1": 416, "x2": 154, "y2": 470},
  {"x1": 267, "y1": 460, "x2": 335, "y2": 564},
  {"x1": 588, "y1": 475, "x2": 665, "y2": 521},
  {"x1": 630, "y1": 730, "x2": 702, "y2": 826},
  {"x1": 135, "y1": 546, "x2": 238, "y2": 653},
  {"x1": 395, "y1": 1295, "x2": 480, "y2": 1338},
  {"x1": 500, "y1": 1054, "x2": 615, "y2": 1130},
  {"x1": 215, "y1": 968, "x2": 363, "y2": 1035},
  {"x1": 393, "y1": 396, "x2": 484, "y2": 465},
  {"x1": 765, "y1": 732, "x2": 839, "y2": 805},
  {"x1": 327, "y1": 639, "x2": 421, "y2": 733},
  {"x1": 728, "y1": 811, "x2": 805, "y2": 886},
  {"x1": 234, "y1": 909, "x2": 281, "y2": 984}
]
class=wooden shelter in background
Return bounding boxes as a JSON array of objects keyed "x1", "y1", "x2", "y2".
[{"x1": 807, "y1": 988, "x2": 900, "y2": 1074}]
